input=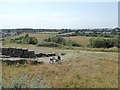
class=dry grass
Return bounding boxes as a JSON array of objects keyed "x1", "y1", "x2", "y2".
[
  {"x1": 2, "y1": 33, "x2": 118, "y2": 88},
  {"x1": 64, "y1": 36, "x2": 90, "y2": 47},
  {"x1": 3, "y1": 33, "x2": 118, "y2": 52},
  {"x1": 28, "y1": 32, "x2": 57, "y2": 42},
  {"x1": 2, "y1": 50, "x2": 118, "y2": 88}
]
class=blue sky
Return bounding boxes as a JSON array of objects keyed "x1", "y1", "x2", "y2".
[{"x1": 0, "y1": 1, "x2": 118, "y2": 29}]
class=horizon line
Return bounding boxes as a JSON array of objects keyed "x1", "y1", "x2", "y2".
[{"x1": 0, "y1": 27, "x2": 118, "y2": 30}]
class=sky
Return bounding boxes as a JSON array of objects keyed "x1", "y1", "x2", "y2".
[{"x1": 0, "y1": 0, "x2": 119, "y2": 29}]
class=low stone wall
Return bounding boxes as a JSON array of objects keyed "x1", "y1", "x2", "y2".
[
  {"x1": 36, "y1": 53, "x2": 56, "y2": 57},
  {"x1": 0, "y1": 48, "x2": 57, "y2": 66},
  {"x1": 1, "y1": 48, "x2": 36, "y2": 58},
  {"x1": 0, "y1": 48, "x2": 56, "y2": 58}
]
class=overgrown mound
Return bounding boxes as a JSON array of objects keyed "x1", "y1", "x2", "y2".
[{"x1": 10, "y1": 34, "x2": 38, "y2": 45}]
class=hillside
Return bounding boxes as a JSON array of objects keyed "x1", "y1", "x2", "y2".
[
  {"x1": 2, "y1": 50, "x2": 118, "y2": 88},
  {"x1": 1, "y1": 32, "x2": 119, "y2": 88}
]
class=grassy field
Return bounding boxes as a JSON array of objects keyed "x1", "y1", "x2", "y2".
[
  {"x1": 64, "y1": 36, "x2": 90, "y2": 47},
  {"x1": 3, "y1": 32, "x2": 118, "y2": 52},
  {"x1": 28, "y1": 32, "x2": 57, "y2": 42},
  {"x1": 2, "y1": 50, "x2": 118, "y2": 88},
  {"x1": 1, "y1": 32, "x2": 119, "y2": 88}
]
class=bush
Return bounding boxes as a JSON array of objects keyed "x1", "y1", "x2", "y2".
[
  {"x1": 11, "y1": 34, "x2": 38, "y2": 45},
  {"x1": 14, "y1": 36, "x2": 24, "y2": 40},
  {"x1": 88, "y1": 36, "x2": 119, "y2": 48},
  {"x1": 71, "y1": 42, "x2": 81, "y2": 47},
  {"x1": 113, "y1": 36, "x2": 120, "y2": 48},
  {"x1": 93, "y1": 38, "x2": 106, "y2": 48}
]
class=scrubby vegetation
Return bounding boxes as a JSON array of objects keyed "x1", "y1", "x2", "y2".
[
  {"x1": 87, "y1": 36, "x2": 120, "y2": 48},
  {"x1": 2, "y1": 31, "x2": 118, "y2": 88},
  {"x1": 8, "y1": 34, "x2": 38, "y2": 45},
  {"x1": 44, "y1": 36, "x2": 81, "y2": 47},
  {"x1": 2, "y1": 32, "x2": 119, "y2": 52}
]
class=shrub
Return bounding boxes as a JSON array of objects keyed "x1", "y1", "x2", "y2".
[
  {"x1": 14, "y1": 36, "x2": 24, "y2": 40},
  {"x1": 22, "y1": 34, "x2": 30, "y2": 44},
  {"x1": 93, "y1": 38, "x2": 106, "y2": 48},
  {"x1": 11, "y1": 34, "x2": 38, "y2": 45},
  {"x1": 88, "y1": 36, "x2": 119, "y2": 48},
  {"x1": 113, "y1": 36, "x2": 120, "y2": 48},
  {"x1": 71, "y1": 42, "x2": 81, "y2": 47}
]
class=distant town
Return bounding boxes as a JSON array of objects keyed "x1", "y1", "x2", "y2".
[{"x1": 1, "y1": 27, "x2": 120, "y2": 38}]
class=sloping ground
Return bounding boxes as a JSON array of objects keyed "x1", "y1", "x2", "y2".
[
  {"x1": 2, "y1": 50, "x2": 118, "y2": 88},
  {"x1": 3, "y1": 32, "x2": 57, "y2": 44}
]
